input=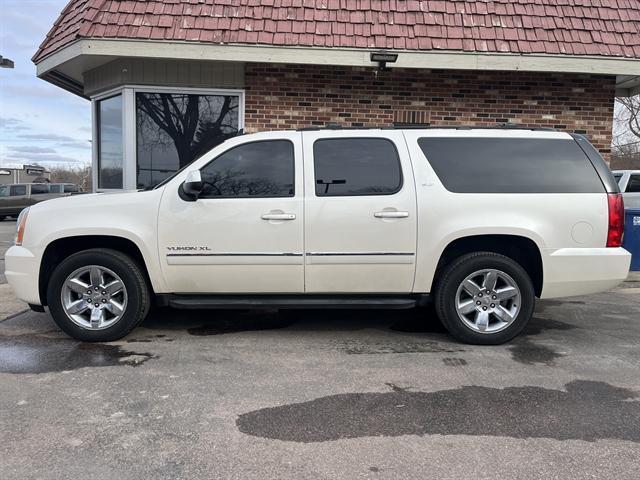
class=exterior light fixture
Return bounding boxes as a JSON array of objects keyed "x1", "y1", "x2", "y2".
[
  {"x1": 0, "y1": 55, "x2": 15, "y2": 68},
  {"x1": 370, "y1": 51, "x2": 398, "y2": 71}
]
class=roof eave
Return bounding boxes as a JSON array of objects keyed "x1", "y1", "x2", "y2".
[{"x1": 34, "y1": 39, "x2": 640, "y2": 97}]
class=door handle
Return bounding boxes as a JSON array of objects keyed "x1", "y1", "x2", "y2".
[
  {"x1": 261, "y1": 213, "x2": 296, "y2": 221},
  {"x1": 374, "y1": 211, "x2": 409, "y2": 219}
]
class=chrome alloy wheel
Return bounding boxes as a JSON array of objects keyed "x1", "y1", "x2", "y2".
[
  {"x1": 61, "y1": 265, "x2": 128, "y2": 330},
  {"x1": 454, "y1": 268, "x2": 521, "y2": 334}
]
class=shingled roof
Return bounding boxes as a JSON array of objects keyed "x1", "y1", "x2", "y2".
[{"x1": 33, "y1": 0, "x2": 640, "y2": 63}]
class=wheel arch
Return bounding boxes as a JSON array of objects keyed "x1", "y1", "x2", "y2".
[
  {"x1": 433, "y1": 234, "x2": 543, "y2": 297},
  {"x1": 39, "y1": 235, "x2": 156, "y2": 306}
]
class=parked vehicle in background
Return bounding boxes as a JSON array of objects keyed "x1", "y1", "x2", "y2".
[
  {"x1": 0, "y1": 183, "x2": 82, "y2": 221},
  {"x1": 5, "y1": 127, "x2": 631, "y2": 345},
  {"x1": 612, "y1": 170, "x2": 640, "y2": 209}
]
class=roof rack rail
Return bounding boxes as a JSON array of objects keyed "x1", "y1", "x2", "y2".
[{"x1": 296, "y1": 124, "x2": 556, "y2": 132}]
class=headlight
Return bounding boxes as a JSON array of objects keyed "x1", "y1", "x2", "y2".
[{"x1": 15, "y1": 207, "x2": 29, "y2": 246}]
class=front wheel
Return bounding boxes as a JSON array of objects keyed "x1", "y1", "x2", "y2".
[
  {"x1": 434, "y1": 252, "x2": 535, "y2": 345},
  {"x1": 47, "y1": 249, "x2": 150, "y2": 341}
]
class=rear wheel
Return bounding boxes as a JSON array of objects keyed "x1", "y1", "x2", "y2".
[
  {"x1": 434, "y1": 252, "x2": 535, "y2": 345},
  {"x1": 47, "y1": 249, "x2": 150, "y2": 341},
  {"x1": 0, "y1": 215, "x2": 5, "y2": 221}
]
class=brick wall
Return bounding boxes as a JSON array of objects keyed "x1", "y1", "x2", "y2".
[{"x1": 245, "y1": 64, "x2": 616, "y2": 156}]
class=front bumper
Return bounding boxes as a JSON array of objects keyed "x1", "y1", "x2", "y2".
[
  {"x1": 541, "y1": 247, "x2": 631, "y2": 298},
  {"x1": 5, "y1": 246, "x2": 41, "y2": 305}
]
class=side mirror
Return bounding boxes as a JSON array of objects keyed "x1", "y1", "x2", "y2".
[{"x1": 182, "y1": 170, "x2": 203, "y2": 198}]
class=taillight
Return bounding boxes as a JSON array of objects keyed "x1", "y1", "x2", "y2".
[{"x1": 606, "y1": 193, "x2": 624, "y2": 248}]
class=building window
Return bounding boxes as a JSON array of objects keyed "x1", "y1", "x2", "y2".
[
  {"x1": 136, "y1": 92, "x2": 240, "y2": 189},
  {"x1": 97, "y1": 95, "x2": 124, "y2": 189}
]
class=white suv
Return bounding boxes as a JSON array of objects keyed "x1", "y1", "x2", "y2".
[{"x1": 5, "y1": 128, "x2": 631, "y2": 344}]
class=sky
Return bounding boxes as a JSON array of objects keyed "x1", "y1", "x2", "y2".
[{"x1": 0, "y1": 0, "x2": 91, "y2": 168}]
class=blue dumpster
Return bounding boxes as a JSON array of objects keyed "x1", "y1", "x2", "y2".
[{"x1": 623, "y1": 208, "x2": 640, "y2": 271}]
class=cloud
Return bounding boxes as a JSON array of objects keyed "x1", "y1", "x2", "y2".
[
  {"x1": 17, "y1": 133, "x2": 76, "y2": 142},
  {"x1": 7, "y1": 146, "x2": 57, "y2": 154},
  {"x1": 2, "y1": 84, "x2": 66, "y2": 99},
  {"x1": 7, "y1": 152, "x2": 84, "y2": 164},
  {"x1": 0, "y1": 117, "x2": 29, "y2": 132},
  {"x1": 59, "y1": 141, "x2": 92, "y2": 150}
]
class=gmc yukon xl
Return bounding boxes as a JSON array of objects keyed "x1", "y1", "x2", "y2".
[{"x1": 5, "y1": 127, "x2": 631, "y2": 344}]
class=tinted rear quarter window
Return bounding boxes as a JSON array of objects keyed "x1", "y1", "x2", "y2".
[
  {"x1": 64, "y1": 185, "x2": 79, "y2": 193},
  {"x1": 418, "y1": 137, "x2": 604, "y2": 193},
  {"x1": 313, "y1": 138, "x2": 402, "y2": 196},
  {"x1": 626, "y1": 175, "x2": 640, "y2": 193}
]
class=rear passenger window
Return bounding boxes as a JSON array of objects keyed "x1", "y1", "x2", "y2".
[
  {"x1": 417, "y1": 137, "x2": 604, "y2": 193},
  {"x1": 313, "y1": 138, "x2": 402, "y2": 196},
  {"x1": 30, "y1": 184, "x2": 49, "y2": 195},
  {"x1": 49, "y1": 185, "x2": 63, "y2": 193},
  {"x1": 10, "y1": 185, "x2": 26, "y2": 196},
  {"x1": 627, "y1": 175, "x2": 640, "y2": 193}
]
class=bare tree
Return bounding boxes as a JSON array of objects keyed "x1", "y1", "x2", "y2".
[
  {"x1": 49, "y1": 164, "x2": 93, "y2": 191},
  {"x1": 137, "y1": 93, "x2": 238, "y2": 169},
  {"x1": 612, "y1": 95, "x2": 640, "y2": 170}
]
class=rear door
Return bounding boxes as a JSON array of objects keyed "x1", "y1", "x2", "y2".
[
  {"x1": 28, "y1": 183, "x2": 58, "y2": 205},
  {"x1": 302, "y1": 130, "x2": 417, "y2": 292}
]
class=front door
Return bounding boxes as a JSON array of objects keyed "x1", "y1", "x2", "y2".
[
  {"x1": 0, "y1": 184, "x2": 28, "y2": 216},
  {"x1": 158, "y1": 132, "x2": 304, "y2": 293},
  {"x1": 302, "y1": 130, "x2": 418, "y2": 292}
]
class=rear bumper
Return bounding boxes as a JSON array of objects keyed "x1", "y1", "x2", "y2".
[
  {"x1": 541, "y1": 247, "x2": 631, "y2": 298},
  {"x1": 5, "y1": 246, "x2": 41, "y2": 305}
]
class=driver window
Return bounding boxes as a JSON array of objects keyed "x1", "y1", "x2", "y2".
[{"x1": 199, "y1": 140, "x2": 294, "y2": 198}]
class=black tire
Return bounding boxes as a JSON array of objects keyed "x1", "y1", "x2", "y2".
[
  {"x1": 434, "y1": 252, "x2": 535, "y2": 345},
  {"x1": 0, "y1": 215, "x2": 5, "y2": 221},
  {"x1": 47, "y1": 249, "x2": 151, "y2": 342}
]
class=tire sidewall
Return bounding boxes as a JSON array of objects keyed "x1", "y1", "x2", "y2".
[
  {"x1": 436, "y1": 253, "x2": 535, "y2": 345},
  {"x1": 47, "y1": 250, "x2": 147, "y2": 342}
]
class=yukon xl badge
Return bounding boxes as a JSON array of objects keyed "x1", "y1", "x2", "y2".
[{"x1": 167, "y1": 246, "x2": 211, "y2": 252}]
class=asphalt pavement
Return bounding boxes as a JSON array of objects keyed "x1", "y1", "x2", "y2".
[
  {"x1": 0, "y1": 219, "x2": 16, "y2": 284},
  {"x1": 2, "y1": 219, "x2": 640, "y2": 479},
  {"x1": 1, "y1": 281, "x2": 640, "y2": 479}
]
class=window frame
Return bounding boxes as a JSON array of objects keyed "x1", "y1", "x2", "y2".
[
  {"x1": 92, "y1": 85, "x2": 245, "y2": 192},
  {"x1": 197, "y1": 139, "x2": 296, "y2": 200},
  {"x1": 312, "y1": 137, "x2": 404, "y2": 197},
  {"x1": 94, "y1": 91, "x2": 125, "y2": 191}
]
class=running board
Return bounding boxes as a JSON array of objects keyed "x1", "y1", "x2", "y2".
[{"x1": 163, "y1": 294, "x2": 426, "y2": 310}]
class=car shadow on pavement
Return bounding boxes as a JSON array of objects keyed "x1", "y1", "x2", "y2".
[
  {"x1": 140, "y1": 304, "x2": 449, "y2": 336},
  {"x1": 236, "y1": 380, "x2": 640, "y2": 443}
]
